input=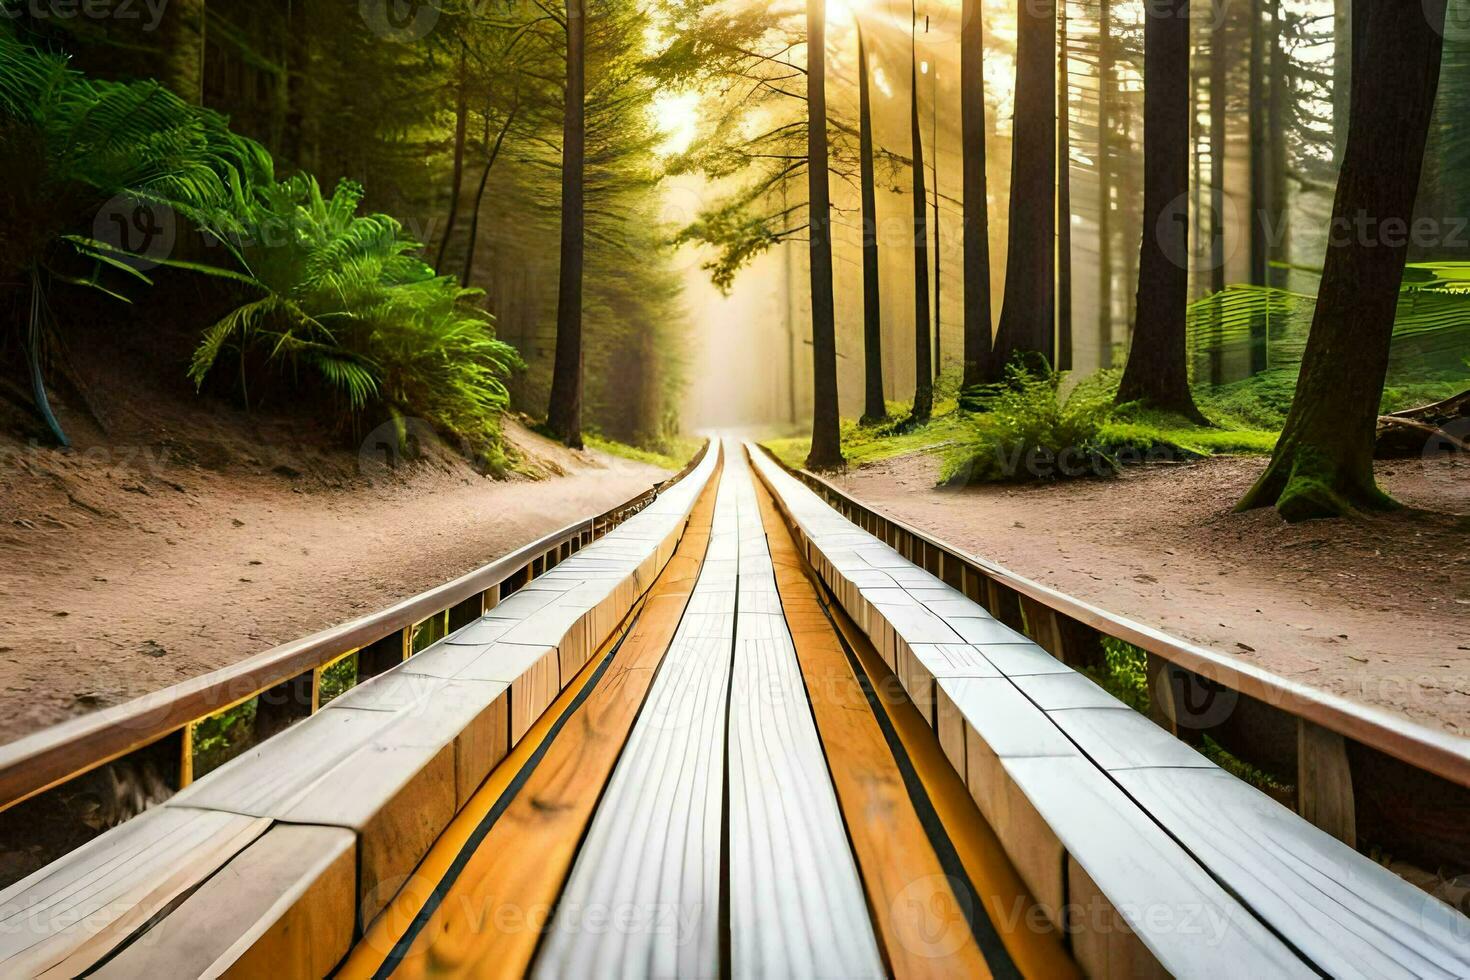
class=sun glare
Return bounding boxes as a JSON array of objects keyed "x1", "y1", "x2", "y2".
[{"x1": 653, "y1": 91, "x2": 700, "y2": 157}]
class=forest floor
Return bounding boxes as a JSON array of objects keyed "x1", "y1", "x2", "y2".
[
  {"x1": 827, "y1": 450, "x2": 1470, "y2": 736},
  {"x1": 0, "y1": 409, "x2": 670, "y2": 745}
]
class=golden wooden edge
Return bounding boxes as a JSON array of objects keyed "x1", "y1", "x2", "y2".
[
  {"x1": 758, "y1": 444, "x2": 1470, "y2": 789},
  {"x1": 338, "y1": 447, "x2": 724, "y2": 978},
  {"x1": 749, "y1": 448, "x2": 1081, "y2": 980}
]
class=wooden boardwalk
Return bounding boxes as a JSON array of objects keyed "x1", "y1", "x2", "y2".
[{"x1": 3, "y1": 438, "x2": 1466, "y2": 979}]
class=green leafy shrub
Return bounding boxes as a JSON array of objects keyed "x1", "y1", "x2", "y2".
[
  {"x1": 0, "y1": 30, "x2": 267, "y2": 444},
  {"x1": 943, "y1": 364, "x2": 1117, "y2": 484},
  {"x1": 188, "y1": 176, "x2": 521, "y2": 466},
  {"x1": 2, "y1": 31, "x2": 520, "y2": 466}
]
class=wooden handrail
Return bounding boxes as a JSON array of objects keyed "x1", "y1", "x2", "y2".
[
  {"x1": 757, "y1": 445, "x2": 1470, "y2": 790},
  {"x1": 0, "y1": 440, "x2": 710, "y2": 812}
]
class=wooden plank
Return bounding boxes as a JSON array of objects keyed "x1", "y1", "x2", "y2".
[
  {"x1": 724, "y1": 457, "x2": 883, "y2": 978},
  {"x1": 383, "y1": 460, "x2": 721, "y2": 978},
  {"x1": 977, "y1": 641, "x2": 1075, "y2": 677},
  {"x1": 1115, "y1": 766, "x2": 1470, "y2": 979},
  {"x1": 998, "y1": 757, "x2": 1311, "y2": 977},
  {"x1": 93, "y1": 825, "x2": 355, "y2": 980},
  {"x1": 535, "y1": 463, "x2": 741, "y2": 978},
  {"x1": 1049, "y1": 707, "x2": 1217, "y2": 771},
  {"x1": 1010, "y1": 672, "x2": 1120, "y2": 711},
  {"x1": 754, "y1": 473, "x2": 994, "y2": 977},
  {"x1": 0, "y1": 807, "x2": 269, "y2": 977},
  {"x1": 771, "y1": 455, "x2": 1470, "y2": 793},
  {"x1": 1297, "y1": 718, "x2": 1357, "y2": 847}
]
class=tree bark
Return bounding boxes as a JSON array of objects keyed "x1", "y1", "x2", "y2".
[
  {"x1": 160, "y1": 0, "x2": 206, "y2": 104},
  {"x1": 1247, "y1": 0, "x2": 1269, "y2": 373},
  {"x1": 547, "y1": 0, "x2": 586, "y2": 448},
  {"x1": 283, "y1": 2, "x2": 319, "y2": 175},
  {"x1": 1096, "y1": 0, "x2": 1114, "y2": 370},
  {"x1": 1208, "y1": 0, "x2": 1228, "y2": 384},
  {"x1": 857, "y1": 25, "x2": 887, "y2": 424},
  {"x1": 463, "y1": 101, "x2": 519, "y2": 288},
  {"x1": 1056, "y1": 0, "x2": 1073, "y2": 371},
  {"x1": 989, "y1": 0, "x2": 1056, "y2": 378},
  {"x1": 435, "y1": 44, "x2": 470, "y2": 276},
  {"x1": 1116, "y1": 0, "x2": 1204, "y2": 420},
  {"x1": 910, "y1": 8, "x2": 934, "y2": 422},
  {"x1": 960, "y1": 0, "x2": 994, "y2": 387},
  {"x1": 1238, "y1": 0, "x2": 1447, "y2": 521},
  {"x1": 805, "y1": 0, "x2": 844, "y2": 469}
]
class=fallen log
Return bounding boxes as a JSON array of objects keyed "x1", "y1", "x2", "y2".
[{"x1": 1374, "y1": 388, "x2": 1470, "y2": 458}]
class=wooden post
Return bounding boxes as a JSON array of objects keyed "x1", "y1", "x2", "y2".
[
  {"x1": 1297, "y1": 720, "x2": 1356, "y2": 847},
  {"x1": 1146, "y1": 653, "x2": 1180, "y2": 736},
  {"x1": 358, "y1": 630, "x2": 409, "y2": 680},
  {"x1": 252, "y1": 670, "x2": 316, "y2": 741}
]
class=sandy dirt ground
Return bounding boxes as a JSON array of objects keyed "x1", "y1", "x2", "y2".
[
  {"x1": 0, "y1": 424, "x2": 668, "y2": 744},
  {"x1": 834, "y1": 452, "x2": 1470, "y2": 737}
]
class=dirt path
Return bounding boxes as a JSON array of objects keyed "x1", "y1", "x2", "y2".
[
  {"x1": 833, "y1": 452, "x2": 1470, "y2": 737},
  {"x1": 0, "y1": 427, "x2": 669, "y2": 744}
]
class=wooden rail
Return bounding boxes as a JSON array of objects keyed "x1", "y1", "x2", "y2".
[
  {"x1": 0, "y1": 442, "x2": 709, "y2": 817},
  {"x1": 758, "y1": 445, "x2": 1470, "y2": 874}
]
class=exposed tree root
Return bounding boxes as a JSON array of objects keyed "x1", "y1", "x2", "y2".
[{"x1": 1237, "y1": 443, "x2": 1398, "y2": 522}]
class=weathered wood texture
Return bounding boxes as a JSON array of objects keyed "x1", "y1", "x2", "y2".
[
  {"x1": 384, "y1": 453, "x2": 722, "y2": 978},
  {"x1": 749, "y1": 443, "x2": 1470, "y2": 979}
]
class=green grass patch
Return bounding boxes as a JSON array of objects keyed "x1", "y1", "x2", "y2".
[
  {"x1": 764, "y1": 396, "x2": 971, "y2": 471},
  {"x1": 586, "y1": 433, "x2": 704, "y2": 472},
  {"x1": 317, "y1": 653, "x2": 359, "y2": 706}
]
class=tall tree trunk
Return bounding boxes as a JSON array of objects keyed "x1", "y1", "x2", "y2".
[
  {"x1": 931, "y1": 55, "x2": 942, "y2": 380},
  {"x1": 436, "y1": 45, "x2": 471, "y2": 276},
  {"x1": 1332, "y1": 0, "x2": 1351, "y2": 164},
  {"x1": 960, "y1": 0, "x2": 994, "y2": 386},
  {"x1": 806, "y1": 0, "x2": 844, "y2": 469},
  {"x1": 1208, "y1": 0, "x2": 1228, "y2": 384},
  {"x1": 160, "y1": 0, "x2": 206, "y2": 104},
  {"x1": 1247, "y1": 0, "x2": 1269, "y2": 373},
  {"x1": 284, "y1": 1, "x2": 319, "y2": 175},
  {"x1": 1238, "y1": 0, "x2": 1447, "y2": 521},
  {"x1": 909, "y1": 11, "x2": 934, "y2": 421},
  {"x1": 857, "y1": 25, "x2": 887, "y2": 424},
  {"x1": 990, "y1": 0, "x2": 1056, "y2": 378},
  {"x1": 1056, "y1": 0, "x2": 1073, "y2": 371},
  {"x1": 1267, "y1": 0, "x2": 1290, "y2": 286},
  {"x1": 463, "y1": 102, "x2": 519, "y2": 288},
  {"x1": 547, "y1": 0, "x2": 586, "y2": 448},
  {"x1": 1096, "y1": 0, "x2": 1114, "y2": 369},
  {"x1": 1116, "y1": 0, "x2": 1204, "y2": 419}
]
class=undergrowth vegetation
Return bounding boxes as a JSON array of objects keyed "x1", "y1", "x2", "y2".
[
  {"x1": 188, "y1": 176, "x2": 520, "y2": 467},
  {"x1": 1, "y1": 31, "x2": 520, "y2": 463},
  {"x1": 765, "y1": 357, "x2": 1466, "y2": 485},
  {"x1": 941, "y1": 364, "x2": 1117, "y2": 484}
]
